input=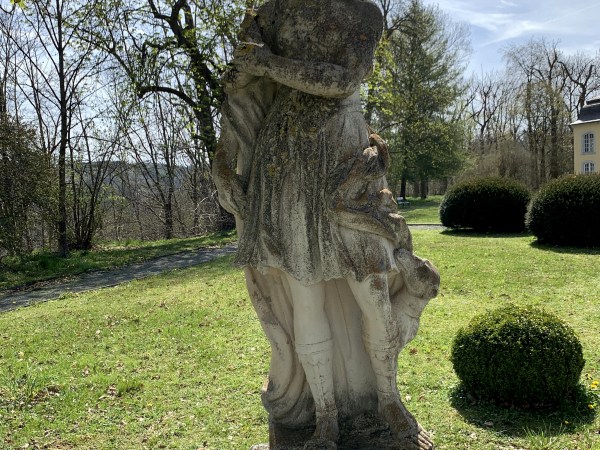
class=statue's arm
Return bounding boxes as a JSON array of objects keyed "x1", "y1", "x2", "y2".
[
  {"x1": 212, "y1": 2, "x2": 279, "y2": 219},
  {"x1": 234, "y1": 6, "x2": 382, "y2": 98},
  {"x1": 212, "y1": 130, "x2": 247, "y2": 219},
  {"x1": 245, "y1": 52, "x2": 368, "y2": 98}
]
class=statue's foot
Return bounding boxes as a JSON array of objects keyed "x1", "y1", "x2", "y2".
[
  {"x1": 379, "y1": 398, "x2": 434, "y2": 450},
  {"x1": 395, "y1": 424, "x2": 434, "y2": 450},
  {"x1": 303, "y1": 415, "x2": 338, "y2": 450}
]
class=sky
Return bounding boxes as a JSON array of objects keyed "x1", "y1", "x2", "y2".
[{"x1": 422, "y1": 0, "x2": 600, "y2": 76}]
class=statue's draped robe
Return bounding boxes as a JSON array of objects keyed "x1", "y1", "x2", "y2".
[{"x1": 215, "y1": 0, "x2": 439, "y2": 428}]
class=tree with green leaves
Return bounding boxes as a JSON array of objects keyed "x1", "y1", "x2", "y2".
[
  {"x1": 366, "y1": 0, "x2": 470, "y2": 198},
  {"x1": 0, "y1": 117, "x2": 53, "y2": 257},
  {"x1": 80, "y1": 0, "x2": 246, "y2": 165}
]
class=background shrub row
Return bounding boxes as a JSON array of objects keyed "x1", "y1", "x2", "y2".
[
  {"x1": 439, "y1": 174, "x2": 600, "y2": 247},
  {"x1": 527, "y1": 174, "x2": 600, "y2": 246},
  {"x1": 440, "y1": 177, "x2": 530, "y2": 232}
]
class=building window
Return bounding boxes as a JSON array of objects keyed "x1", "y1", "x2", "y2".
[
  {"x1": 583, "y1": 132, "x2": 595, "y2": 153},
  {"x1": 583, "y1": 162, "x2": 595, "y2": 174}
]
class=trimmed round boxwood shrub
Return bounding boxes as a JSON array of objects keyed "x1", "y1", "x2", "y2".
[
  {"x1": 440, "y1": 177, "x2": 530, "y2": 232},
  {"x1": 527, "y1": 174, "x2": 600, "y2": 247},
  {"x1": 451, "y1": 305, "x2": 584, "y2": 406}
]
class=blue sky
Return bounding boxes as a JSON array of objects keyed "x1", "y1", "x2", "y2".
[{"x1": 422, "y1": 0, "x2": 600, "y2": 76}]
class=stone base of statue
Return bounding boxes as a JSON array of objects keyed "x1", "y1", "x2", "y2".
[{"x1": 250, "y1": 413, "x2": 434, "y2": 450}]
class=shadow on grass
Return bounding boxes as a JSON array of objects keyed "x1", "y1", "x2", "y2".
[
  {"x1": 529, "y1": 240, "x2": 600, "y2": 256},
  {"x1": 449, "y1": 384, "x2": 598, "y2": 438},
  {"x1": 98, "y1": 229, "x2": 237, "y2": 256},
  {"x1": 440, "y1": 229, "x2": 532, "y2": 239}
]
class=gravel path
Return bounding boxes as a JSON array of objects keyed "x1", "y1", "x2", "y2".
[
  {"x1": 0, "y1": 244, "x2": 238, "y2": 313},
  {"x1": 0, "y1": 225, "x2": 445, "y2": 314},
  {"x1": 409, "y1": 224, "x2": 446, "y2": 230}
]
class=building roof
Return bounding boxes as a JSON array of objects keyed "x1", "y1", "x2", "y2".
[{"x1": 572, "y1": 98, "x2": 600, "y2": 125}]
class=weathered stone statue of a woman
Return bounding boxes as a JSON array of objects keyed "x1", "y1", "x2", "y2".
[{"x1": 213, "y1": 1, "x2": 440, "y2": 448}]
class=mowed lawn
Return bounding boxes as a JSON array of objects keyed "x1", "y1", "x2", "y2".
[
  {"x1": 1, "y1": 230, "x2": 599, "y2": 449},
  {"x1": 397, "y1": 195, "x2": 443, "y2": 224}
]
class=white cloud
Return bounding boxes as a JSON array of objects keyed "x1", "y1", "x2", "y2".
[{"x1": 423, "y1": 0, "x2": 600, "y2": 73}]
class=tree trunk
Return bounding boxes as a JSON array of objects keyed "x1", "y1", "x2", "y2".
[
  {"x1": 399, "y1": 175, "x2": 407, "y2": 199},
  {"x1": 411, "y1": 180, "x2": 419, "y2": 198},
  {"x1": 191, "y1": 165, "x2": 200, "y2": 235},
  {"x1": 419, "y1": 178, "x2": 428, "y2": 199},
  {"x1": 549, "y1": 106, "x2": 560, "y2": 179},
  {"x1": 440, "y1": 177, "x2": 449, "y2": 194},
  {"x1": 134, "y1": 202, "x2": 144, "y2": 240},
  {"x1": 539, "y1": 143, "x2": 547, "y2": 185},
  {"x1": 112, "y1": 198, "x2": 120, "y2": 241},
  {"x1": 58, "y1": 139, "x2": 68, "y2": 255},
  {"x1": 57, "y1": 2, "x2": 68, "y2": 257},
  {"x1": 164, "y1": 198, "x2": 174, "y2": 240}
]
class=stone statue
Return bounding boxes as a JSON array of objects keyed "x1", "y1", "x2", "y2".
[{"x1": 213, "y1": 1, "x2": 440, "y2": 449}]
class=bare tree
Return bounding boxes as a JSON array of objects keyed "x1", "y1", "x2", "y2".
[
  {"x1": 559, "y1": 52, "x2": 600, "y2": 117},
  {"x1": 504, "y1": 39, "x2": 575, "y2": 187},
  {"x1": 4, "y1": 0, "x2": 103, "y2": 255},
  {"x1": 77, "y1": 0, "x2": 247, "y2": 230},
  {"x1": 118, "y1": 92, "x2": 184, "y2": 239},
  {"x1": 466, "y1": 71, "x2": 530, "y2": 181},
  {"x1": 468, "y1": 71, "x2": 506, "y2": 154},
  {"x1": 68, "y1": 98, "x2": 121, "y2": 249}
]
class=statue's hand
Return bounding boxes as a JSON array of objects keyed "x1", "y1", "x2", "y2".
[
  {"x1": 214, "y1": 172, "x2": 248, "y2": 219},
  {"x1": 223, "y1": 66, "x2": 256, "y2": 93},
  {"x1": 369, "y1": 133, "x2": 390, "y2": 172},
  {"x1": 232, "y1": 42, "x2": 271, "y2": 77}
]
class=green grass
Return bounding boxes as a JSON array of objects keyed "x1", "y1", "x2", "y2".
[
  {"x1": 398, "y1": 195, "x2": 442, "y2": 224},
  {"x1": 1, "y1": 230, "x2": 599, "y2": 449},
  {"x1": 0, "y1": 230, "x2": 237, "y2": 291}
]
